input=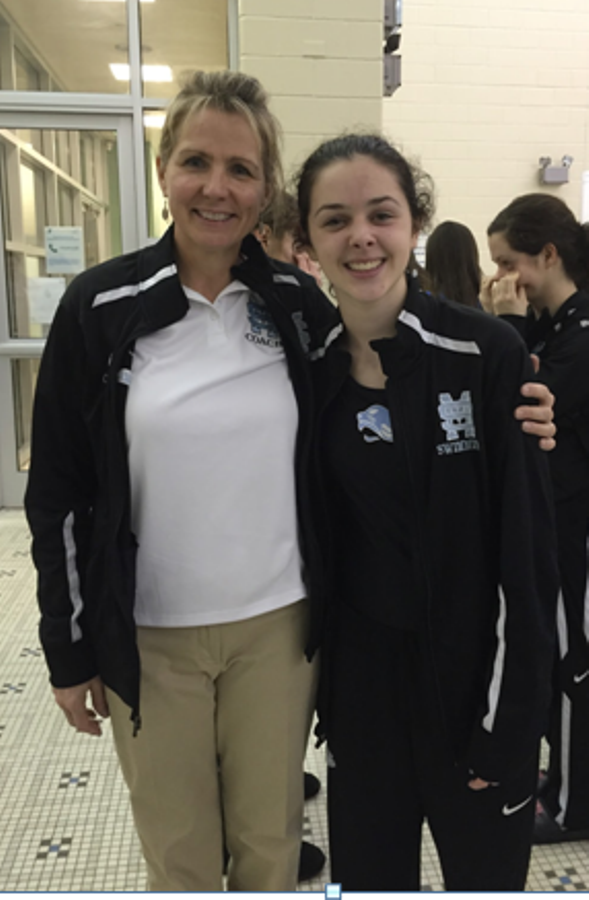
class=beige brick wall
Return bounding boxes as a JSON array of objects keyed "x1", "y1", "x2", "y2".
[
  {"x1": 238, "y1": 0, "x2": 383, "y2": 184},
  {"x1": 383, "y1": 0, "x2": 589, "y2": 270}
]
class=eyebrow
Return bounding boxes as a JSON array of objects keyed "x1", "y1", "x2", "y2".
[
  {"x1": 177, "y1": 148, "x2": 261, "y2": 170},
  {"x1": 314, "y1": 195, "x2": 401, "y2": 217}
]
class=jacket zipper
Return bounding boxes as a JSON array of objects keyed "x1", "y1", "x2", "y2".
[{"x1": 390, "y1": 377, "x2": 458, "y2": 765}]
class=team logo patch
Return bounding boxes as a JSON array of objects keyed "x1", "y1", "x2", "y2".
[
  {"x1": 356, "y1": 405, "x2": 393, "y2": 443},
  {"x1": 245, "y1": 297, "x2": 282, "y2": 348},
  {"x1": 436, "y1": 390, "x2": 480, "y2": 456}
]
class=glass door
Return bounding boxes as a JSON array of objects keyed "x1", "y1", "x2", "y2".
[{"x1": 0, "y1": 112, "x2": 137, "y2": 506}]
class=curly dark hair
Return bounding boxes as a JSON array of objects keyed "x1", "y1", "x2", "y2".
[{"x1": 295, "y1": 133, "x2": 435, "y2": 245}]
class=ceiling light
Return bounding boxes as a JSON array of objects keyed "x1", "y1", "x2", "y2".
[
  {"x1": 109, "y1": 64, "x2": 172, "y2": 82},
  {"x1": 84, "y1": 0, "x2": 154, "y2": 4},
  {"x1": 143, "y1": 113, "x2": 166, "y2": 128}
]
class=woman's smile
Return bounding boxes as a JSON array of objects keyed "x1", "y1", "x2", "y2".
[
  {"x1": 307, "y1": 155, "x2": 417, "y2": 311},
  {"x1": 344, "y1": 258, "x2": 386, "y2": 275}
]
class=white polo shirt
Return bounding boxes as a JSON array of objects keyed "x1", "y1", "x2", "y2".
[{"x1": 126, "y1": 280, "x2": 305, "y2": 627}]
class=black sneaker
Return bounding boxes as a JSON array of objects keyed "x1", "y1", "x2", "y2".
[
  {"x1": 534, "y1": 800, "x2": 589, "y2": 844},
  {"x1": 298, "y1": 841, "x2": 326, "y2": 882},
  {"x1": 225, "y1": 839, "x2": 326, "y2": 881},
  {"x1": 304, "y1": 772, "x2": 321, "y2": 801}
]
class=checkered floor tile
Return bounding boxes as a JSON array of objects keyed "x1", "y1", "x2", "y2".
[{"x1": 2, "y1": 508, "x2": 589, "y2": 892}]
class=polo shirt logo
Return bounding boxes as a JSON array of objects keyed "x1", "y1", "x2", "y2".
[
  {"x1": 245, "y1": 297, "x2": 282, "y2": 348},
  {"x1": 436, "y1": 390, "x2": 480, "y2": 456}
]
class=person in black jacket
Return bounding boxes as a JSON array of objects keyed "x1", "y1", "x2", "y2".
[
  {"x1": 486, "y1": 193, "x2": 589, "y2": 844},
  {"x1": 25, "y1": 76, "x2": 556, "y2": 892},
  {"x1": 24, "y1": 70, "x2": 338, "y2": 893},
  {"x1": 295, "y1": 134, "x2": 560, "y2": 890}
]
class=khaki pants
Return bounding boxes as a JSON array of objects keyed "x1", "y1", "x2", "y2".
[{"x1": 107, "y1": 600, "x2": 317, "y2": 892}]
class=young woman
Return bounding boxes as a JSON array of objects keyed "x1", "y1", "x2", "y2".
[
  {"x1": 486, "y1": 194, "x2": 589, "y2": 844},
  {"x1": 296, "y1": 135, "x2": 559, "y2": 890},
  {"x1": 425, "y1": 219, "x2": 482, "y2": 308}
]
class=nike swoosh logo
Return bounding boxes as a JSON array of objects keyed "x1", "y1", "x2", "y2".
[
  {"x1": 502, "y1": 795, "x2": 533, "y2": 817},
  {"x1": 574, "y1": 670, "x2": 589, "y2": 684}
]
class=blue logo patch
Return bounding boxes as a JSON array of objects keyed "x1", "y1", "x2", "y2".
[
  {"x1": 356, "y1": 405, "x2": 393, "y2": 443},
  {"x1": 245, "y1": 298, "x2": 282, "y2": 348}
]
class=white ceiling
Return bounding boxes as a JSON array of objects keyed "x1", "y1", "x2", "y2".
[{"x1": 1, "y1": 0, "x2": 228, "y2": 97}]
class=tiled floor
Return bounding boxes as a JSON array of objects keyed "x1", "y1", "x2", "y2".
[{"x1": 0, "y1": 507, "x2": 588, "y2": 892}]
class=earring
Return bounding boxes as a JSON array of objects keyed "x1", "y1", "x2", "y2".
[{"x1": 162, "y1": 199, "x2": 170, "y2": 221}]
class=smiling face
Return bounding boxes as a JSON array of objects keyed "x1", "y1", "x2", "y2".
[
  {"x1": 306, "y1": 155, "x2": 418, "y2": 312},
  {"x1": 157, "y1": 106, "x2": 268, "y2": 268},
  {"x1": 487, "y1": 231, "x2": 548, "y2": 307}
]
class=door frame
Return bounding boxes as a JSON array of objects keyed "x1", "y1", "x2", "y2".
[{"x1": 0, "y1": 111, "x2": 136, "y2": 507}]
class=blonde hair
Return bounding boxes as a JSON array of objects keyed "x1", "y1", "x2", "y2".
[{"x1": 159, "y1": 70, "x2": 283, "y2": 206}]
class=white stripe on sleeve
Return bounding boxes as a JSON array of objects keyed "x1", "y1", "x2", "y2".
[
  {"x1": 63, "y1": 511, "x2": 84, "y2": 643},
  {"x1": 557, "y1": 590, "x2": 568, "y2": 660},
  {"x1": 482, "y1": 587, "x2": 507, "y2": 732}
]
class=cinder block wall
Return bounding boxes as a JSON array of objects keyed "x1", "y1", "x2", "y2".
[
  {"x1": 238, "y1": 0, "x2": 383, "y2": 184},
  {"x1": 383, "y1": 0, "x2": 589, "y2": 270}
]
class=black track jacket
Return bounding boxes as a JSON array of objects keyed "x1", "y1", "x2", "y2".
[
  {"x1": 502, "y1": 291, "x2": 589, "y2": 695},
  {"x1": 312, "y1": 279, "x2": 559, "y2": 785},
  {"x1": 25, "y1": 228, "x2": 337, "y2": 729},
  {"x1": 501, "y1": 290, "x2": 589, "y2": 503}
]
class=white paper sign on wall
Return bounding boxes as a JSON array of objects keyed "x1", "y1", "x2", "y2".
[
  {"x1": 27, "y1": 277, "x2": 66, "y2": 324},
  {"x1": 45, "y1": 226, "x2": 85, "y2": 275}
]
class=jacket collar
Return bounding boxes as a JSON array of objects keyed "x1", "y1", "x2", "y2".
[
  {"x1": 135, "y1": 226, "x2": 188, "y2": 331},
  {"x1": 550, "y1": 289, "x2": 589, "y2": 325},
  {"x1": 315, "y1": 274, "x2": 427, "y2": 351},
  {"x1": 371, "y1": 277, "x2": 429, "y2": 377},
  {"x1": 231, "y1": 233, "x2": 276, "y2": 286},
  {"x1": 134, "y1": 228, "x2": 277, "y2": 332},
  {"x1": 527, "y1": 289, "x2": 588, "y2": 348},
  {"x1": 315, "y1": 275, "x2": 429, "y2": 384}
]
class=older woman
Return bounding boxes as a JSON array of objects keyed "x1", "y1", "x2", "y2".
[{"x1": 25, "y1": 70, "x2": 335, "y2": 892}]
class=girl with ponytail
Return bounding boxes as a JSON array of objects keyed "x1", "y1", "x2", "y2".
[{"x1": 486, "y1": 193, "x2": 589, "y2": 844}]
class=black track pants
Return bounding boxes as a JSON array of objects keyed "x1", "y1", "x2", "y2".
[
  {"x1": 542, "y1": 492, "x2": 589, "y2": 830},
  {"x1": 326, "y1": 603, "x2": 539, "y2": 891}
]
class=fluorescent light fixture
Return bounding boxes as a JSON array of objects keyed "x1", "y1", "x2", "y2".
[
  {"x1": 109, "y1": 63, "x2": 173, "y2": 82},
  {"x1": 84, "y1": 0, "x2": 154, "y2": 3},
  {"x1": 143, "y1": 112, "x2": 166, "y2": 129}
]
